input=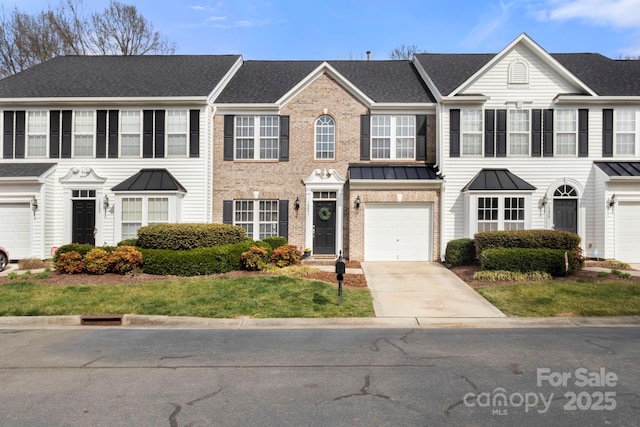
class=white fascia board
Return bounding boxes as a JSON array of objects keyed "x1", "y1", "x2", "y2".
[
  {"x1": 607, "y1": 176, "x2": 640, "y2": 181},
  {"x1": 213, "y1": 104, "x2": 280, "y2": 115},
  {"x1": 369, "y1": 103, "x2": 437, "y2": 114},
  {"x1": 349, "y1": 179, "x2": 443, "y2": 190},
  {"x1": 411, "y1": 56, "x2": 443, "y2": 101},
  {"x1": 0, "y1": 177, "x2": 42, "y2": 184},
  {"x1": 276, "y1": 62, "x2": 374, "y2": 108},
  {"x1": 462, "y1": 189, "x2": 535, "y2": 195},
  {"x1": 208, "y1": 56, "x2": 244, "y2": 105},
  {"x1": 555, "y1": 95, "x2": 640, "y2": 105},
  {"x1": 449, "y1": 33, "x2": 597, "y2": 97},
  {"x1": 0, "y1": 97, "x2": 208, "y2": 108},
  {"x1": 439, "y1": 95, "x2": 490, "y2": 104}
]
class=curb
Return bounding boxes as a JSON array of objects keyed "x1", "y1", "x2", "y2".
[{"x1": 0, "y1": 315, "x2": 639, "y2": 329}]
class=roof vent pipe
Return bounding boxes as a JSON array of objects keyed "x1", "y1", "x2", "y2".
[{"x1": 366, "y1": 51, "x2": 371, "y2": 61}]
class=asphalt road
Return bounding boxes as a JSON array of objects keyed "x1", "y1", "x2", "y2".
[{"x1": 0, "y1": 327, "x2": 638, "y2": 426}]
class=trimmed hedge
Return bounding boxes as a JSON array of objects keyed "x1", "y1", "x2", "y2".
[
  {"x1": 117, "y1": 238, "x2": 138, "y2": 247},
  {"x1": 140, "y1": 240, "x2": 269, "y2": 276},
  {"x1": 480, "y1": 248, "x2": 580, "y2": 276},
  {"x1": 445, "y1": 238, "x2": 476, "y2": 266},
  {"x1": 137, "y1": 223, "x2": 247, "y2": 250},
  {"x1": 475, "y1": 229, "x2": 581, "y2": 254},
  {"x1": 261, "y1": 236, "x2": 288, "y2": 250},
  {"x1": 54, "y1": 243, "x2": 114, "y2": 263}
]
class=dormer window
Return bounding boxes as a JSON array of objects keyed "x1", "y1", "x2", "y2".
[{"x1": 508, "y1": 59, "x2": 529, "y2": 84}]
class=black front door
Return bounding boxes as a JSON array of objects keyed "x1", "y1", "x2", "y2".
[
  {"x1": 72, "y1": 199, "x2": 96, "y2": 244},
  {"x1": 313, "y1": 201, "x2": 336, "y2": 254},
  {"x1": 554, "y1": 199, "x2": 577, "y2": 233}
]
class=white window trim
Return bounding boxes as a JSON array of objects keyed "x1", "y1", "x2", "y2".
[
  {"x1": 370, "y1": 115, "x2": 416, "y2": 160},
  {"x1": 554, "y1": 108, "x2": 578, "y2": 157},
  {"x1": 466, "y1": 194, "x2": 532, "y2": 236},
  {"x1": 72, "y1": 110, "x2": 95, "y2": 158},
  {"x1": 507, "y1": 109, "x2": 530, "y2": 157},
  {"x1": 115, "y1": 194, "x2": 180, "y2": 241},
  {"x1": 314, "y1": 115, "x2": 336, "y2": 160},
  {"x1": 234, "y1": 115, "x2": 280, "y2": 160},
  {"x1": 614, "y1": 108, "x2": 639, "y2": 157},
  {"x1": 120, "y1": 110, "x2": 143, "y2": 158},
  {"x1": 232, "y1": 199, "x2": 279, "y2": 240},
  {"x1": 26, "y1": 110, "x2": 49, "y2": 158},
  {"x1": 461, "y1": 108, "x2": 483, "y2": 157},
  {"x1": 166, "y1": 110, "x2": 189, "y2": 158}
]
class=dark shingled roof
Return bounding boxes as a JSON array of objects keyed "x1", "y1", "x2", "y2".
[
  {"x1": 348, "y1": 164, "x2": 441, "y2": 180},
  {"x1": 216, "y1": 60, "x2": 435, "y2": 104},
  {"x1": 0, "y1": 163, "x2": 56, "y2": 178},
  {"x1": 111, "y1": 169, "x2": 187, "y2": 192},
  {"x1": 0, "y1": 55, "x2": 240, "y2": 98},
  {"x1": 462, "y1": 169, "x2": 536, "y2": 191},
  {"x1": 415, "y1": 52, "x2": 640, "y2": 96},
  {"x1": 594, "y1": 161, "x2": 640, "y2": 177}
]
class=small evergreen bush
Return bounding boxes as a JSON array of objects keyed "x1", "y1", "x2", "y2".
[
  {"x1": 445, "y1": 238, "x2": 476, "y2": 266},
  {"x1": 107, "y1": 246, "x2": 144, "y2": 274},
  {"x1": 83, "y1": 248, "x2": 110, "y2": 275},
  {"x1": 261, "y1": 236, "x2": 288, "y2": 250},
  {"x1": 480, "y1": 248, "x2": 577, "y2": 276},
  {"x1": 55, "y1": 251, "x2": 85, "y2": 274},
  {"x1": 137, "y1": 223, "x2": 247, "y2": 250},
  {"x1": 53, "y1": 243, "x2": 96, "y2": 262},
  {"x1": 117, "y1": 238, "x2": 138, "y2": 247},
  {"x1": 240, "y1": 246, "x2": 270, "y2": 271},
  {"x1": 472, "y1": 270, "x2": 551, "y2": 281},
  {"x1": 270, "y1": 245, "x2": 302, "y2": 268}
]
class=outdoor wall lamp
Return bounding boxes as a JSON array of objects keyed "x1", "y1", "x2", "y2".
[
  {"x1": 31, "y1": 197, "x2": 38, "y2": 214},
  {"x1": 608, "y1": 193, "x2": 617, "y2": 208},
  {"x1": 103, "y1": 194, "x2": 110, "y2": 211},
  {"x1": 540, "y1": 195, "x2": 548, "y2": 207},
  {"x1": 294, "y1": 197, "x2": 300, "y2": 211},
  {"x1": 354, "y1": 195, "x2": 361, "y2": 210}
]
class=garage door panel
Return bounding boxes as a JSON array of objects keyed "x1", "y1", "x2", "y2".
[
  {"x1": 365, "y1": 203, "x2": 431, "y2": 261},
  {"x1": 0, "y1": 203, "x2": 32, "y2": 259},
  {"x1": 616, "y1": 202, "x2": 640, "y2": 263}
]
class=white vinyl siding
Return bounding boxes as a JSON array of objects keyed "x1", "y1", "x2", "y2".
[
  {"x1": 166, "y1": 110, "x2": 188, "y2": 157},
  {"x1": 233, "y1": 200, "x2": 278, "y2": 240},
  {"x1": 120, "y1": 110, "x2": 142, "y2": 157},
  {"x1": 234, "y1": 116, "x2": 279, "y2": 160},
  {"x1": 615, "y1": 108, "x2": 637, "y2": 156},
  {"x1": 73, "y1": 111, "x2": 94, "y2": 157},
  {"x1": 461, "y1": 109, "x2": 483, "y2": 156},
  {"x1": 371, "y1": 115, "x2": 415, "y2": 159},
  {"x1": 27, "y1": 111, "x2": 47, "y2": 158},
  {"x1": 315, "y1": 115, "x2": 335, "y2": 159},
  {"x1": 555, "y1": 109, "x2": 577, "y2": 156},
  {"x1": 508, "y1": 109, "x2": 529, "y2": 156}
]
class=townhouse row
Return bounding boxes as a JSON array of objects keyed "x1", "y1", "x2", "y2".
[{"x1": 1, "y1": 34, "x2": 639, "y2": 263}]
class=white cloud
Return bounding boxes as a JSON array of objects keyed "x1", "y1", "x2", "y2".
[
  {"x1": 538, "y1": 0, "x2": 640, "y2": 28},
  {"x1": 462, "y1": 1, "x2": 519, "y2": 48}
]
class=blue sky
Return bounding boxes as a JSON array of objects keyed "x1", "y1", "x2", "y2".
[{"x1": 4, "y1": 0, "x2": 640, "y2": 59}]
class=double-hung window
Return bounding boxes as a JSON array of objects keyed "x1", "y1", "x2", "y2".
[
  {"x1": 615, "y1": 108, "x2": 636, "y2": 156},
  {"x1": 120, "y1": 196, "x2": 170, "y2": 240},
  {"x1": 27, "y1": 111, "x2": 47, "y2": 158},
  {"x1": 477, "y1": 197, "x2": 498, "y2": 232},
  {"x1": 508, "y1": 109, "x2": 529, "y2": 155},
  {"x1": 315, "y1": 115, "x2": 335, "y2": 159},
  {"x1": 461, "y1": 109, "x2": 482, "y2": 156},
  {"x1": 371, "y1": 115, "x2": 415, "y2": 159},
  {"x1": 555, "y1": 109, "x2": 577, "y2": 156},
  {"x1": 476, "y1": 196, "x2": 526, "y2": 233},
  {"x1": 503, "y1": 197, "x2": 525, "y2": 230},
  {"x1": 233, "y1": 200, "x2": 279, "y2": 240},
  {"x1": 74, "y1": 111, "x2": 95, "y2": 157},
  {"x1": 120, "y1": 110, "x2": 142, "y2": 157},
  {"x1": 167, "y1": 110, "x2": 188, "y2": 157},
  {"x1": 235, "y1": 116, "x2": 279, "y2": 160}
]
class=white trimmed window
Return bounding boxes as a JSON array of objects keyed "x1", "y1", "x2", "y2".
[
  {"x1": 555, "y1": 109, "x2": 577, "y2": 156},
  {"x1": 371, "y1": 115, "x2": 415, "y2": 159},
  {"x1": 167, "y1": 110, "x2": 188, "y2": 157},
  {"x1": 120, "y1": 110, "x2": 142, "y2": 157},
  {"x1": 234, "y1": 200, "x2": 279, "y2": 240},
  {"x1": 120, "y1": 196, "x2": 171, "y2": 240},
  {"x1": 27, "y1": 111, "x2": 47, "y2": 158},
  {"x1": 508, "y1": 109, "x2": 529, "y2": 156},
  {"x1": 504, "y1": 197, "x2": 525, "y2": 230},
  {"x1": 615, "y1": 108, "x2": 636, "y2": 156},
  {"x1": 235, "y1": 116, "x2": 279, "y2": 160},
  {"x1": 73, "y1": 111, "x2": 95, "y2": 157},
  {"x1": 476, "y1": 196, "x2": 527, "y2": 233},
  {"x1": 315, "y1": 115, "x2": 335, "y2": 159},
  {"x1": 477, "y1": 197, "x2": 498, "y2": 232},
  {"x1": 461, "y1": 109, "x2": 482, "y2": 156}
]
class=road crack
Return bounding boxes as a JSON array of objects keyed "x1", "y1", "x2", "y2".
[{"x1": 323, "y1": 373, "x2": 393, "y2": 403}]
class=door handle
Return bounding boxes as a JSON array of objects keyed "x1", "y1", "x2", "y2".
[{"x1": 312, "y1": 224, "x2": 316, "y2": 238}]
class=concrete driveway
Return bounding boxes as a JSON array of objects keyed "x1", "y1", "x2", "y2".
[{"x1": 362, "y1": 262, "x2": 505, "y2": 318}]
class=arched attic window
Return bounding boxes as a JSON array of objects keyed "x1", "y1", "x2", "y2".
[{"x1": 508, "y1": 59, "x2": 529, "y2": 84}]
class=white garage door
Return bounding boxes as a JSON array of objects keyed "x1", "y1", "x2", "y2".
[
  {"x1": 365, "y1": 203, "x2": 431, "y2": 261},
  {"x1": 0, "y1": 203, "x2": 32, "y2": 259},
  {"x1": 616, "y1": 202, "x2": 640, "y2": 263}
]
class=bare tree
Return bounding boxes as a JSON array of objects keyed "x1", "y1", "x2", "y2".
[
  {"x1": 389, "y1": 44, "x2": 422, "y2": 60},
  {"x1": 88, "y1": 1, "x2": 175, "y2": 55}
]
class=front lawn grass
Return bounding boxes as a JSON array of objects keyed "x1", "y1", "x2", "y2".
[
  {"x1": 0, "y1": 275, "x2": 373, "y2": 318},
  {"x1": 476, "y1": 279, "x2": 640, "y2": 317}
]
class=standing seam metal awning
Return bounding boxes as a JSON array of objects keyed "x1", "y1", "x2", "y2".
[
  {"x1": 462, "y1": 169, "x2": 536, "y2": 191},
  {"x1": 111, "y1": 169, "x2": 187, "y2": 192}
]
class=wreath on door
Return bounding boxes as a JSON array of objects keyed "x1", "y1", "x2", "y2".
[{"x1": 318, "y1": 207, "x2": 332, "y2": 221}]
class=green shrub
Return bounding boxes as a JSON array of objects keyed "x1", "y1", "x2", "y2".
[
  {"x1": 107, "y1": 246, "x2": 144, "y2": 274},
  {"x1": 83, "y1": 248, "x2": 110, "y2": 275},
  {"x1": 480, "y1": 248, "x2": 577, "y2": 276},
  {"x1": 597, "y1": 271, "x2": 610, "y2": 278},
  {"x1": 137, "y1": 223, "x2": 247, "y2": 250},
  {"x1": 53, "y1": 243, "x2": 96, "y2": 262},
  {"x1": 240, "y1": 246, "x2": 270, "y2": 271},
  {"x1": 270, "y1": 245, "x2": 302, "y2": 268},
  {"x1": 56, "y1": 251, "x2": 85, "y2": 274},
  {"x1": 261, "y1": 236, "x2": 288, "y2": 250},
  {"x1": 472, "y1": 270, "x2": 551, "y2": 281},
  {"x1": 475, "y1": 229, "x2": 581, "y2": 254},
  {"x1": 445, "y1": 238, "x2": 476, "y2": 266},
  {"x1": 117, "y1": 238, "x2": 138, "y2": 247},
  {"x1": 140, "y1": 240, "x2": 266, "y2": 276}
]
